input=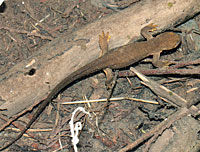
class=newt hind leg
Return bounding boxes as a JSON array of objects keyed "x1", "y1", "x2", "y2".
[
  {"x1": 99, "y1": 31, "x2": 114, "y2": 89},
  {"x1": 152, "y1": 52, "x2": 172, "y2": 68}
]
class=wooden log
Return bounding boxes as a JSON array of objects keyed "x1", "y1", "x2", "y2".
[{"x1": 0, "y1": 0, "x2": 200, "y2": 117}]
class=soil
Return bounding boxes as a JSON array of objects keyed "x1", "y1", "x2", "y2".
[{"x1": 0, "y1": 0, "x2": 199, "y2": 152}]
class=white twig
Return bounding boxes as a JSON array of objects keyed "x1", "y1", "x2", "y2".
[{"x1": 69, "y1": 107, "x2": 90, "y2": 152}]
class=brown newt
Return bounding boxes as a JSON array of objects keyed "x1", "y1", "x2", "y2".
[{"x1": 0, "y1": 24, "x2": 181, "y2": 151}]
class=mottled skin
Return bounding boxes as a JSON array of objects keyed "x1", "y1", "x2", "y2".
[{"x1": 0, "y1": 26, "x2": 181, "y2": 151}]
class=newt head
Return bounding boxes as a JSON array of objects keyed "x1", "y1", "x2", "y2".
[{"x1": 155, "y1": 32, "x2": 181, "y2": 51}]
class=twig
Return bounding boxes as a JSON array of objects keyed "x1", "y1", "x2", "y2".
[
  {"x1": 130, "y1": 67, "x2": 188, "y2": 107},
  {"x1": 119, "y1": 67, "x2": 200, "y2": 77},
  {"x1": 118, "y1": 58, "x2": 200, "y2": 77},
  {"x1": 61, "y1": 97, "x2": 158, "y2": 105},
  {"x1": 0, "y1": 99, "x2": 42, "y2": 132},
  {"x1": 0, "y1": 26, "x2": 53, "y2": 40},
  {"x1": 0, "y1": 114, "x2": 35, "y2": 138},
  {"x1": 169, "y1": 58, "x2": 200, "y2": 69}
]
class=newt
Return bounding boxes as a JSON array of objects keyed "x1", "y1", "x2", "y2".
[{"x1": 0, "y1": 24, "x2": 181, "y2": 151}]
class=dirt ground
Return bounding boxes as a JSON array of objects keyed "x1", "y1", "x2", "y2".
[{"x1": 0, "y1": 0, "x2": 200, "y2": 152}]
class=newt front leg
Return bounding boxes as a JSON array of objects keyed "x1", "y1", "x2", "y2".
[{"x1": 141, "y1": 24, "x2": 180, "y2": 68}]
